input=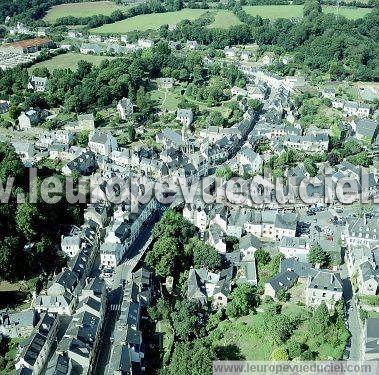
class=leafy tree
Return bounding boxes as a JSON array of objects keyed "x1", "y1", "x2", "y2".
[
  {"x1": 168, "y1": 339, "x2": 216, "y2": 375},
  {"x1": 0, "y1": 237, "x2": 19, "y2": 281},
  {"x1": 271, "y1": 346, "x2": 289, "y2": 361},
  {"x1": 186, "y1": 238, "x2": 222, "y2": 270},
  {"x1": 255, "y1": 248, "x2": 271, "y2": 265},
  {"x1": 16, "y1": 202, "x2": 40, "y2": 242},
  {"x1": 309, "y1": 302, "x2": 330, "y2": 338},
  {"x1": 308, "y1": 244, "x2": 330, "y2": 267},
  {"x1": 171, "y1": 299, "x2": 200, "y2": 340},
  {"x1": 226, "y1": 284, "x2": 258, "y2": 318},
  {"x1": 286, "y1": 340, "x2": 305, "y2": 359},
  {"x1": 215, "y1": 166, "x2": 233, "y2": 180},
  {"x1": 148, "y1": 297, "x2": 171, "y2": 321}
]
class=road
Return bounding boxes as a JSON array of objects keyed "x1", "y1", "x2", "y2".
[
  {"x1": 93, "y1": 221, "x2": 155, "y2": 374},
  {"x1": 340, "y1": 263, "x2": 362, "y2": 360}
]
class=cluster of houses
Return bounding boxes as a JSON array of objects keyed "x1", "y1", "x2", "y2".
[
  {"x1": 79, "y1": 38, "x2": 154, "y2": 55},
  {"x1": 106, "y1": 267, "x2": 152, "y2": 374}
]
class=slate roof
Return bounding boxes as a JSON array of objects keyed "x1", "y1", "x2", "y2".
[{"x1": 266, "y1": 270, "x2": 298, "y2": 292}]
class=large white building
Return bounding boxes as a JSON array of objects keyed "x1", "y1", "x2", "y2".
[{"x1": 117, "y1": 97, "x2": 133, "y2": 120}]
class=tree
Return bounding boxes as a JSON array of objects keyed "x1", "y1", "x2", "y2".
[
  {"x1": 308, "y1": 244, "x2": 330, "y2": 267},
  {"x1": 226, "y1": 284, "x2": 258, "y2": 318},
  {"x1": 271, "y1": 346, "x2": 289, "y2": 361},
  {"x1": 145, "y1": 236, "x2": 179, "y2": 278},
  {"x1": 171, "y1": 300, "x2": 200, "y2": 340},
  {"x1": 148, "y1": 297, "x2": 170, "y2": 321},
  {"x1": 0, "y1": 237, "x2": 19, "y2": 281},
  {"x1": 215, "y1": 166, "x2": 233, "y2": 180},
  {"x1": 168, "y1": 339, "x2": 216, "y2": 375},
  {"x1": 276, "y1": 289, "x2": 290, "y2": 302},
  {"x1": 309, "y1": 302, "x2": 330, "y2": 338},
  {"x1": 186, "y1": 238, "x2": 222, "y2": 270},
  {"x1": 286, "y1": 340, "x2": 305, "y2": 359},
  {"x1": 16, "y1": 202, "x2": 40, "y2": 242},
  {"x1": 255, "y1": 248, "x2": 270, "y2": 265}
]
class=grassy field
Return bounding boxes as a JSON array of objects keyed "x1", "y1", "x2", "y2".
[
  {"x1": 90, "y1": 8, "x2": 206, "y2": 33},
  {"x1": 28, "y1": 53, "x2": 118, "y2": 73},
  {"x1": 90, "y1": 9, "x2": 240, "y2": 33},
  {"x1": 243, "y1": 4, "x2": 371, "y2": 19},
  {"x1": 207, "y1": 10, "x2": 242, "y2": 28},
  {"x1": 43, "y1": 1, "x2": 128, "y2": 23}
]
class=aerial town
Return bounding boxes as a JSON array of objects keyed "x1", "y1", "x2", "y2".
[{"x1": 0, "y1": 0, "x2": 378, "y2": 374}]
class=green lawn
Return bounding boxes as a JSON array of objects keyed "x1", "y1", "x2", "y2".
[
  {"x1": 323, "y1": 5, "x2": 371, "y2": 19},
  {"x1": 90, "y1": 9, "x2": 242, "y2": 33},
  {"x1": 243, "y1": 4, "x2": 371, "y2": 19},
  {"x1": 28, "y1": 52, "x2": 118, "y2": 73},
  {"x1": 43, "y1": 1, "x2": 128, "y2": 23},
  {"x1": 151, "y1": 88, "x2": 181, "y2": 112},
  {"x1": 90, "y1": 8, "x2": 207, "y2": 33},
  {"x1": 207, "y1": 10, "x2": 242, "y2": 28},
  {"x1": 215, "y1": 313, "x2": 274, "y2": 360}
]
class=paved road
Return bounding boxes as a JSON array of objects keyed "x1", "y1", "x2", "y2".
[{"x1": 340, "y1": 263, "x2": 362, "y2": 360}]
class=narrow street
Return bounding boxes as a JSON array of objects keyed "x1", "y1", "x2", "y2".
[{"x1": 340, "y1": 263, "x2": 362, "y2": 360}]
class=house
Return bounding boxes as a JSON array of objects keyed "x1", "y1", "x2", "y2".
[
  {"x1": 11, "y1": 142, "x2": 36, "y2": 160},
  {"x1": 306, "y1": 271, "x2": 343, "y2": 309},
  {"x1": 322, "y1": 87, "x2": 336, "y2": 99},
  {"x1": 88, "y1": 34, "x2": 104, "y2": 43},
  {"x1": 236, "y1": 259, "x2": 257, "y2": 286},
  {"x1": 117, "y1": 97, "x2": 133, "y2": 120},
  {"x1": 18, "y1": 109, "x2": 40, "y2": 130},
  {"x1": 0, "y1": 37, "x2": 53, "y2": 54},
  {"x1": 240, "y1": 50, "x2": 251, "y2": 61},
  {"x1": 247, "y1": 83, "x2": 267, "y2": 101},
  {"x1": 224, "y1": 46, "x2": 238, "y2": 58},
  {"x1": 0, "y1": 100, "x2": 9, "y2": 113},
  {"x1": 159, "y1": 77, "x2": 174, "y2": 88},
  {"x1": 208, "y1": 224, "x2": 227, "y2": 254},
  {"x1": 15, "y1": 313, "x2": 59, "y2": 374},
  {"x1": 362, "y1": 318, "x2": 379, "y2": 360},
  {"x1": 138, "y1": 38, "x2": 154, "y2": 48},
  {"x1": 264, "y1": 270, "x2": 298, "y2": 299},
  {"x1": 183, "y1": 201, "x2": 210, "y2": 232},
  {"x1": 28, "y1": 76, "x2": 48, "y2": 92},
  {"x1": 88, "y1": 130, "x2": 118, "y2": 156},
  {"x1": 61, "y1": 233, "x2": 81, "y2": 258},
  {"x1": 187, "y1": 267, "x2": 233, "y2": 309},
  {"x1": 274, "y1": 212, "x2": 298, "y2": 240},
  {"x1": 0, "y1": 309, "x2": 36, "y2": 338},
  {"x1": 176, "y1": 108, "x2": 193, "y2": 126},
  {"x1": 345, "y1": 216, "x2": 379, "y2": 250},
  {"x1": 62, "y1": 151, "x2": 97, "y2": 176},
  {"x1": 236, "y1": 147, "x2": 263, "y2": 175},
  {"x1": 357, "y1": 103, "x2": 370, "y2": 118},
  {"x1": 80, "y1": 43, "x2": 101, "y2": 54},
  {"x1": 186, "y1": 40, "x2": 198, "y2": 50},
  {"x1": 279, "y1": 236, "x2": 310, "y2": 262},
  {"x1": 261, "y1": 52, "x2": 275, "y2": 65},
  {"x1": 77, "y1": 113, "x2": 95, "y2": 130},
  {"x1": 344, "y1": 101, "x2": 359, "y2": 116},
  {"x1": 352, "y1": 118, "x2": 378, "y2": 143},
  {"x1": 358, "y1": 261, "x2": 379, "y2": 296},
  {"x1": 231, "y1": 86, "x2": 248, "y2": 97},
  {"x1": 239, "y1": 233, "x2": 261, "y2": 258}
]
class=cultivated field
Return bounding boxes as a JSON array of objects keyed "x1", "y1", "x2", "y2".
[
  {"x1": 90, "y1": 9, "x2": 240, "y2": 33},
  {"x1": 43, "y1": 1, "x2": 128, "y2": 23},
  {"x1": 28, "y1": 53, "x2": 118, "y2": 73},
  {"x1": 243, "y1": 4, "x2": 371, "y2": 19}
]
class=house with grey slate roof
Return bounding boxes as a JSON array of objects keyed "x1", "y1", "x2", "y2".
[
  {"x1": 362, "y1": 318, "x2": 379, "y2": 360},
  {"x1": 306, "y1": 270, "x2": 343, "y2": 309}
]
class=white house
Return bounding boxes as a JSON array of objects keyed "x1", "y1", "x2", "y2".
[
  {"x1": 18, "y1": 109, "x2": 40, "y2": 130},
  {"x1": 279, "y1": 236, "x2": 310, "y2": 262},
  {"x1": 28, "y1": 76, "x2": 48, "y2": 92},
  {"x1": 306, "y1": 271, "x2": 343, "y2": 309},
  {"x1": 117, "y1": 97, "x2": 133, "y2": 120},
  {"x1": 88, "y1": 131, "x2": 118, "y2": 156},
  {"x1": 176, "y1": 108, "x2": 193, "y2": 126}
]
